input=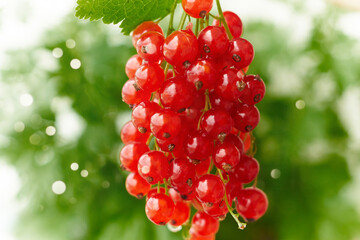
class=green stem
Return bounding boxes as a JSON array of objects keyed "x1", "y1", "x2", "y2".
[
  {"x1": 197, "y1": 90, "x2": 211, "y2": 130},
  {"x1": 146, "y1": 134, "x2": 154, "y2": 146},
  {"x1": 166, "y1": 0, "x2": 178, "y2": 36},
  {"x1": 178, "y1": 11, "x2": 187, "y2": 30},
  {"x1": 215, "y1": 0, "x2": 233, "y2": 40},
  {"x1": 164, "y1": 63, "x2": 170, "y2": 79},
  {"x1": 195, "y1": 18, "x2": 200, "y2": 36},
  {"x1": 209, "y1": 12, "x2": 220, "y2": 19},
  {"x1": 217, "y1": 168, "x2": 247, "y2": 230},
  {"x1": 163, "y1": 178, "x2": 168, "y2": 195},
  {"x1": 157, "y1": 181, "x2": 161, "y2": 193}
]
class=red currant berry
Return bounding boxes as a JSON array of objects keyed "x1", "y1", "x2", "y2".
[
  {"x1": 240, "y1": 132, "x2": 251, "y2": 152},
  {"x1": 239, "y1": 74, "x2": 266, "y2": 105},
  {"x1": 122, "y1": 79, "x2": 151, "y2": 107},
  {"x1": 125, "y1": 54, "x2": 142, "y2": 79},
  {"x1": 213, "y1": 11, "x2": 243, "y2": 38},
  {"x1": 170, "y1": 201, "x2": 191, "y2": 226},
  {"x1": 132, "y1": 101, "x2": 160, "y2": 133},
  {"x1": 225, "y1": 177, "x2": 243, "y2": 203},
  {"x1": 125, "y1": 172, "x2": 151, "y2": 199},
  {"x1": 198, "y1": 26, "x2": 229, "y2": 58},
  {"x1": 231, "y1": 103, "x2": 260, "y2": 132},
  {"x1": 160, "y1": 76, "x2": 196, "y2": 111},
  {"x1": 195, "y1": 174, "x2": 225, "y2": 205},
  {"x1": 200, "y1": 108, "x2": 233, "y2": 141},
  {"x1": 119, "y1": 143, "x2": 149, "y2": 172},
  {"x1": 233, "y1": 155, "x2": 259, "y2": 184},
  {"x1": 227, "y1": 38, "x2": 254, "y2": 69},
  {"x1": 132, "y1": 21, "x2": 163, "y2": 47},
  {"x1": 184, "y1": 130, "x2": 213, "y2": 161},
  {"x1": 156, "y1": 131, "x2": 187, "y2": 158},
  {"x1": 169, "y1": 188, "x2": 183, "y2": 203},
  {"x1": 221, "y1": 134, "x2": 244, "y2": 155},
  {"x1": 135, "y1": 63, "x2": 165, "y2": 92},
  {"x1": 235, "y1": 188, "x2": 268, "y2": 222},
  {"x1": 186, "y1": 59, "x2": 218, "y2": 91},
  {"x1": 150, "y1": 109, "x2": 182, "y2": 140},
  {"x1": 213, "y1": 140, "x2": 240, "y2": 172},
  {"x1": 136, "y1": 31, "x2": 164, "y2": 62},
  {"x1": 215, "y1": 68, "x2": 246, "y2": 101},
  {"x1": 195, "y1": 156, "x2": 211, "y2": 177},
  {"x1": 202, "y1": 199, "x2": 228, "y2": 220},
  {"x1": 182, "y1": 0, "x2": 213, "y2": 18},
  {"x1": 147, "y1": 187, "x2": 166, "y2": 199},
  {"x1": 209, "y1": 92, "x2": 235, "y2": 112},
  {"x1": 145, "y1": 193, "x2": 174, "y2": 225},
  {"x1": 191, "y1": 211, "x2": 219, "y2": 236},
  {"x1": 189, "y1": 232, "x2": 215, "y2": 240},
  {"x1": 170, "y1": 158, "x2": 197, "y2": 192},
  {"x1": 164, "y1": 30, "x2": 198, "y2": 68},
  {"x1": 120, "y1": 121, "x2": 150, "y2": 144},
  {"x1": 138, "y1": 150, "x2": 169, "y2": 184}
]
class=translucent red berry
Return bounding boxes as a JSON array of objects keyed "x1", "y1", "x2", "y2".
[
  {"x1": 138, "y1": 150, "x2": 169, "y2": 184},
  {"x1": 150, "y1": 109, "x2": 182, "y2": 140},
  {"x1": 132, "y1": 21, "x2": 163, "y2": 47},
  {"x1": 170, "y1": 201, "x2": 191, "y2": 226},
  {"x1": 215, "y1": 68, "x2": 245, "y2": 101},
  {"x1": 191, "y1": 211, "x2": 219, "y2": 236},
  {"x1": 239, "y1": 74, "x2": 266, "y2": 105},
  {"x1": 119, "y1": 143, "x2": 149, "y2": 172},
  {"x1": 122, "y1": 79, "x2": 151, "y2": 107},
  {"x1": 202, "y1": 199, "x2": 228, "y2": 219},
  {"x1": 125, "y1": 172, "x2": 151, "y2": 199},
  {"x1": 213, "y1": 11, "x2": 243, "y2": 38},
  {"x1": 235, "y1": 188, "x2": 268, "y2": 222},
  {"x1": 231, "y1": 103, "x2": 260, "y2": 132},
  {"x1": 209, "y1": 92, "x2": 235, "y2": 112},
  {"x1": 233, "y1": 155, "x2": 259, "y2": 184},
  {"x1": 213, "y1": 140, "x2": 241, "y2": 172},
  {"x1": 227, "y1": 38, "x2": 254, "y2": 69},
  {"x1": 120, "y1": 121, "x2": 150, "y2": 144},
  {"x1": 200, "y1": 108, "x2": 233, "y2": 141},
  {"x1": 170, "y1": 158, "x2": 196, "y2": 193},
  {"x1": 195, "y1": 174, "x2": 225, "y2": 205},
  {"x1": 136, "y1": 31, "x2": 164, "y2": 62},
  {"x1": 186, "y1": 59, "x2": 218, "y2": 91},
  {"x1": 198, "y1": 26, "x2": 229, "y2": 58},
  {"x1": 182, "y1": 0, "x2": 213, "y2": 18},
  {"x1": 195, "y1": 156, "x2": 211, "y2": 177},
  {"x1": 164, "y1": 30, "x2": 198, "y2": 68},
  {"x1": 135, "y1": 63, "x2": 165, "y2": 92},
  {"x1": 145, "y1": 193, "x2": 174, "y2": 225},
  {"x1": 132, "y1": 101, "x2": 160, "y2": 133},
  {"x1": 184, "y1": 130, "x2": 213, "y2": 161},
  {"x1": 225, "y1": 177, "x2": 243, "y2": 203},
  {"x1": 125, "y1": 54, "x2": 142, "y2": 79},
  {"x1": 160, "y1": 76, "x2": 196, "y2": 111}
]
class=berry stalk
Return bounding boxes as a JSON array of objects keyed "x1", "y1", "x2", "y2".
[{"x1": 215, "y1": 0, "x2": 233, "y2": 39}]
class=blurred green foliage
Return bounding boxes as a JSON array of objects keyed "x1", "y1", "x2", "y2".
[{"x1": 1, "y1": 2, "x2": 360, "y2": 240}]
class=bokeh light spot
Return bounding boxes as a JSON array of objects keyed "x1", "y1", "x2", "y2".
[
  {"x1": 52, "y1": 48, "x2": 63, "y2": 58},
  {"x1": 70, "y1": 162, "x2": 79, "y2": 171},
  {"x1": 52, "y1": 181, "x2": 66, "y2": 195},
  {"x1": 45, "y1": 126, "x2": 56, "y2": 136},
  {"x1": 19, "y1": 93, "x2": 33, "y2": 107},
  {"x1": 271, "y1": 169, "x2": 281, "y2": 179},
  {"x1": 70, "y1": 59, "x2": 81, "y2": 69},
  {"x1": 66, "y1": 39, "x2": 76, "y2": 48},
  {"x1": 295, "y1": 100, "x2": 306, "y2": 109},
  {"x1": 14, "y1": 121, "x2": 25, "y2": 132},
  {"x1": 29, "y1": 133, "x2": 42, "y2": 145},
  {"x1": 80, "y1": 170, "x2": 88, "y2": 177}
]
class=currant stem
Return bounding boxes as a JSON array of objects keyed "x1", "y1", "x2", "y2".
[
  {"x1": 166, "y1": 0, "x2": 178, "y2": 36},
  {"x1": 157, "y1": 181, "x2": 161, "y2": 193},
  {"x1": 195, "y1": 18, "x2": 200, "y2": 36},
  {"x1": 209, "y1": 12, "x2": 220, "y2": 19},
  {"x1": 215, "y1": 0, "x2": 233, "y2": 40},
  {"x1": 163, "y1": 178, "x2": 168, "y2": 195},
  {"x1": 178, "y1": 11, "x2": 187, "y2": 30},
  {"x1": 217, "y1": 168, "x2": 247, "y2": 230},
  {"x1": 146, "y1": 134, "x2": 154, "y2": 146},
  {"x1": 197, "y1": 90, "x2": 211, "y2": 130}
]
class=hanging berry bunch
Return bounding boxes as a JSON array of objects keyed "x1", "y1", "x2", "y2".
[{"x1": 120, "y1": 0, "x2": 268, "y2": 239}]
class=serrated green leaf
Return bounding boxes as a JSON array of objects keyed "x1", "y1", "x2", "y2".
[{"x1": 75, "y1": 0, "x2": 176, "y2": 35}]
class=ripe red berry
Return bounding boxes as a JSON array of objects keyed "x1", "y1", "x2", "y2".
[
  {"x1": 235, "y1": 188, "x2": 268, "y2": 222},
  {"x1": 168, "y1": 188, "x2": 183, "y2": 203},
  {"x1": 138, "y1": 150, "x2": 169, "y2": 184},
  {"x1": 156, "y1": 131, "x2": 187, "y2": 158},
  {"x1": 136, "y1": 31, "x2": 164, "y2": 62},
  {"x1": 135, "y1": 63, "x2": 165, "y2": 92},
  {"x1": 222, "y1": 134, "x2": 244, "y2": 155},
  {"x1": 120, "y1": 121, "x2": 150, "y2": 144},
  {"x1": 125, "y1": 172, "x2": 151, "y2": 199},
  {"x1": 213, "y1": 140, "x2": 241, "y2": 172},
  {"x1": 239, "y1": 74, "x2": 266, "y2": 105},
  {"x1": 194, "y1": 156, "x2": 211, "y2": 177},
  {"x1": 200, "y1": 108, "x2": 233, "y2": 141},
  {"x1": 189, "y1": 232, "x2": 215, "y2": 240},
  {"x1": 182, "y1": 0, "x2": 213, "y2": 18},
  {"x1": 202, "y1": 199, "x2": 228, "y2": 219},
  {"x1": 147, "y1": 187, "x2": 166, "y2": 200},
  {"x1": 170, "y1": 158, "x2": 197, "y2": 193},
  {"x1": 191, "y1": 211, "x2": 219, "y2": 236},
  {"x1": 125, "y1": 54, "x2": 143, "y2": 79},
  {"x1": 209, "y1": 92, "x2": 235, "y2": 112},
  {"x1": 119, "y1": 143, "x2": 149, "y2": 172},
  {"x1": 150, "y1": 109, "x2": 182, "y2": 140},
  {"x1": 170, "y1": 201, "x2": 191, "y2": 226},
  {"x1": 213, "y1": 11, "x2": 243, "y2": 38},
  {"x1": 145, "y1": 193, "x2": 174, "y2": 225},
  {"x1": 184, "y1": 130, "x2": 213, "y2": 161},
  {"x1": 160, "y1": 76, "x2": 196, "y2": 111},
  {"x1": 232, "y1": 103, "x2": 260, "y2": 132},
  {"x1": 186, "y1": 59, "x2": 218, "y2": 91},
  {"x1": 132, "y1": 21, "x2": 163, "y2": 47},
  {"x1": 195, "y1": 174, "x2": 225, "y2": 205},
  {"x1": 225, "y1": 177, "x2": 243, "y2": 203},
  {"x1": 198, "y1": 26, "x2": 229, "y2": 58},
  {"x1": 164, "y1": 30, "x2": 198, "y2": 68},
  {"x1": 215, "y1": 68, "x2": 245, "y2": 101},
  {"x1": 233, "y1": 155, "x2": 259, "y2": 184},
  {"x1": 122, "y1": 79, "x2": 151, "y2": 107},
  {"x1": 132, "y1": 101, "x2": 160, "y2": 133},
  {"x1": 240, "y1": 132, "x2": 252, "y2": 152},
  {"x1": 227, "y1": 38, "x2": 254, "y2": 69}
]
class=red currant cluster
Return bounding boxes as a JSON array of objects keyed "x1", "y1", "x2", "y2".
[{"x1": 120, "y1": 1, "x2": 268, "y2": 239}]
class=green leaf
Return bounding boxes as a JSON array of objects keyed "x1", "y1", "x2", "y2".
[{"x1": 75, "y1": 0, "x2": 176, "y2": 35}]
